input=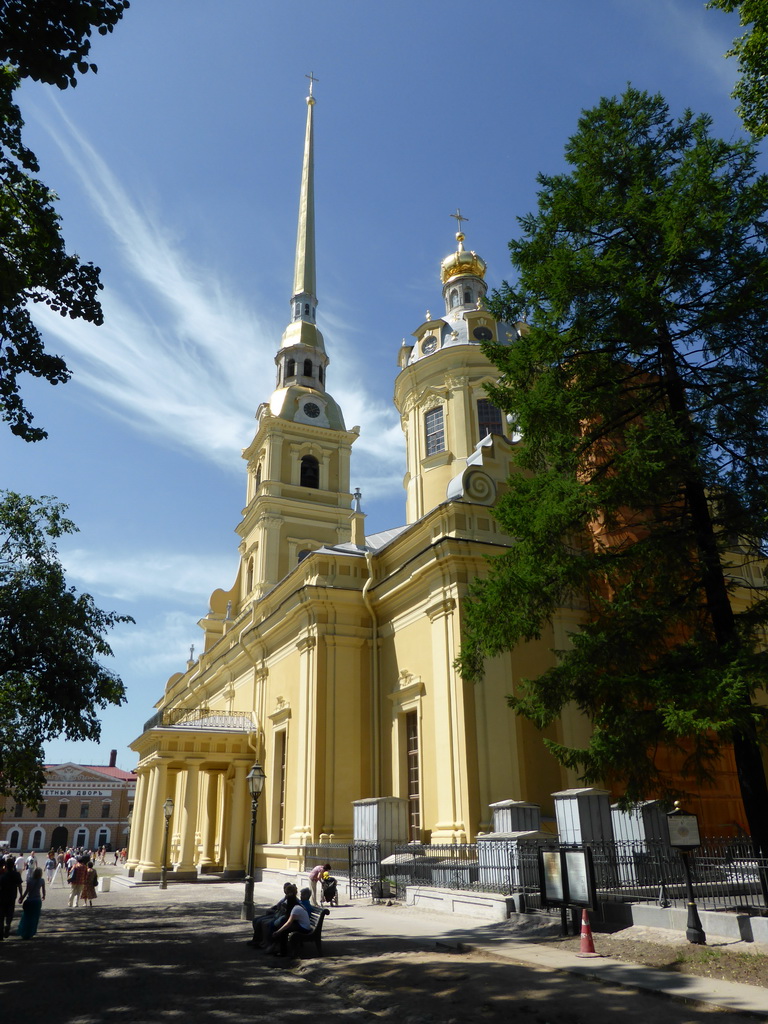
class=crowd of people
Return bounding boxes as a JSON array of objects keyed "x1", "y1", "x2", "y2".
[{"x1": 0, "y1": 844, "x2": 127, "y2": 940}]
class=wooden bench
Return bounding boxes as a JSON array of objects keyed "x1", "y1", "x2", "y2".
[{"x1": 287, "y1": 907, "x2": 330, "y2": 958}]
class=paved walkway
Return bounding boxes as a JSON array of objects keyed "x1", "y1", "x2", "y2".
[{"x1": 0, "y1": 868, "x2": 764, "y2": 1022}]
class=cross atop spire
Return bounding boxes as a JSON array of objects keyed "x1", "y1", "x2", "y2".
[
  {"x1": 451, "y1": 208, "x2": 469, "y2": 231},
  {"x1": 305, "y1": 71, "x2": 319, "y2": 97}
]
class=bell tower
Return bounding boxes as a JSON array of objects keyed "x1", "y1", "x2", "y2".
[
  {"x1": 394, "y1": 215, "x2": 516, "y2": 523},
  {"x1": 236, "y1": 82, "x2": 359, "y2": 603}
]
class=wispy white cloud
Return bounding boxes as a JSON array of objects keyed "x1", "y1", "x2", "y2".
[
  {"x1": 108, "y1": 609, "x2": 204, "y2": 678},
  {"x1": 62, "y1": 547, "x2": 239, "y2": 605},
  {"x1": 655, "y1": 1, "x2": 739, "y2": 94},
  {"x1": 28, "y1": 99, "x2": 405, "y2": 496}
]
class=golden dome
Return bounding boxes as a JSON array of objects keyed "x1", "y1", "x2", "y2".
[{"x1": 440, "y1": 232, "x2": 487, "y2": 283}]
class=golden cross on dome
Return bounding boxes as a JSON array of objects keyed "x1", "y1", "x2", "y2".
[
  {"x1": 451, "y1": 208, "x2": 469, "y2": 231},
  {"x1": 305, "y1": 71, "x2": 319, "y2": 96}
]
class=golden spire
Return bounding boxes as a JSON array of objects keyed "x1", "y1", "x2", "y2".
[{"x1": 292, "y1": 74, "x2": 318, "y2": 305}]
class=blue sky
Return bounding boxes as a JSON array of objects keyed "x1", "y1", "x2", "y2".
[{"x1": 2, "y1": 1, "x2": 750, "y2": 769}]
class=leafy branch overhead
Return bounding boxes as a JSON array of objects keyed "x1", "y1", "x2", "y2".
[
  {"x1": 456, "y1": 87, "x2": 768, "y2": 852},
  {"x1": 708, "y1": 0, "x2": 768, "y2": 139},
  {"x1": 0, "y1": 0, "x2": 130, "y2": 440}
]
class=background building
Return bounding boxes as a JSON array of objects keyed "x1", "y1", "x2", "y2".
[{"x1": 1, "y1": 751, "x2": 136, "y2": 853}]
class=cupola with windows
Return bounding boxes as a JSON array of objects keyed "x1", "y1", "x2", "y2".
[{"x1": 394, "y1": 216, "x2": 518, "y2": 524}]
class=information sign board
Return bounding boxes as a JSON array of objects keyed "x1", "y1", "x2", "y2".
[{"x1": 667, "y1": 814, "x2": 701, "y2": 849}]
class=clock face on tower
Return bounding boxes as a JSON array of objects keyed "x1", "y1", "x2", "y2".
[
  {"x1": 422, "y1": 336, "x2": 438, "y2": 355},
  {"x1": 473, "y1": 326, "x2": 493, "y2": 342},
  {"x1": 303, "y1": 402, "x2": 321, "y2": 419}
]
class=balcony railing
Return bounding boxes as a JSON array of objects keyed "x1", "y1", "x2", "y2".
[{"x1": 142, "y1": 708, "x2": 256, "y2": 733}]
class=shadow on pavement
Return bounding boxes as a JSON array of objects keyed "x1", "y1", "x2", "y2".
[{"x1": 0, "y1": 901, "x2": 752, "y2": 1024}]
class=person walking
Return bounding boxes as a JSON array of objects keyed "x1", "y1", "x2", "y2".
[
  {"x1": 25, "y1": 853, "x2": 38, "y2": 884},
  {"x1": 0, "y1": 856, "x2": 23, "y2": 939},
  {"x1": 82, "y1": 861, "x2": 98, "y2": 907},
  {"x1": 44, "y1": 854, "x2": 56, "y2": 883},
  {"x1": 17, "y1": 867, "x2": 45, "y2": 939},
  {"x1": 68, "y1": 856, "x2": 88, "y2": 908}
]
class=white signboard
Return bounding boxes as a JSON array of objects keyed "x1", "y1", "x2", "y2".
[
  {"x1": 565, "y1": 850, "x2": 590, "y2": 904},
  {"x1": 42, "y1": 789, "x2": 111, "y2": 797},
  {"x1": 541, "y1": 850, "x2": 564, "y2": 902},
  {"x1": 667, "y1": 814, "x2": 701, "y2": 848}
]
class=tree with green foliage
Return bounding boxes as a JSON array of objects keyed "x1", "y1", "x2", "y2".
[
  {"x1": 456, "y1": 87, "x2": 768, "y2": 857},
  {"x1": 0, "y1": 491, "x2": 131, "y2": 805},
  {"x1": 0, "y1": 0, "x2": 130, "y2": 439},
  {"x1": 0, "y1": 3, "x2": 131, "y2": 803},
  {"x1": 708, "y1": 0, "x2": 768, "y2": 139}
]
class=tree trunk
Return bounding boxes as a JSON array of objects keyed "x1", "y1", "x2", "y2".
[{"x1": 658, "y1": 326, "x2": 768, "y2": 861}]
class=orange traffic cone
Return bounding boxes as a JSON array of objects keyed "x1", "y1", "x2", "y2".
[{"x1": 576, "y1": 909, "x2": 601, "y2": 958}]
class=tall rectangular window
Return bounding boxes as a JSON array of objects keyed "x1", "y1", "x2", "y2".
[
  {"x1": 275, "y1": 731, "x2": 287, "y2": 844},
  {"x1": 13, "y1": 803, "x2": 23, "y2": 818},
  {"x1": 37, "y1": 804, "x2": 45, "y2": 818},
  {"x1": 406, "y1": 711, "x2": 421, "y2": 842},
  {"x1": 59, "y1": 803, "x2": 68, "y2": 818},
  {"x1": 80, "y1": 803, "x2": 89, "y2": 818},
  {"x1": 477, "y1": 398, "x2": 503, "y2": 437},
  {"x1": 424, "y1": 407, "x2": 445, "y2": 456}
]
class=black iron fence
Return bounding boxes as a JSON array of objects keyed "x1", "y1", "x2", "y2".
[
  {"x1": 301, "y1": 844, "x2": 350, "y2": 878},
  {"x1": 381, "y1": 838, "x2": 768, "y2": 913},
  {"x1": 297, "y1": 837, "x2": 768, "y2": 913}
]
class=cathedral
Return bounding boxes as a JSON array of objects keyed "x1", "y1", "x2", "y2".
[{"x1": 127, "y1": 87, "x2": 749, "y2": 880}]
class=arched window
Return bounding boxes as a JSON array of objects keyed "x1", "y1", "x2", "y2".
[
  {"x1": 97, "y1": 828, "x2": 109, "y2": 848},
  {"x1": 303, "y1": 358, "x2": 313, "y2": 377},
  {"x1": 8, "y1": 828, "x2": 21, "y2": 850},
  {"x1": 464, "y1": 289, "x2": 472, "y2": 304},
  {"x1": 304, "y1": 303, "x2": 310, "y2": 316},
  {"x1": 287, "y1": 359, "x2": 295, "y2": 377},
  {"x1": 318, "y1": 365, "x2": 324, "y2": 384},
  {"x1": 255, "y1": 464, "x2": 262, "y2": 489},
  {"x1": 294, "y1": 302, "x2": 301, "y2": 317},
  {"x1": 449, "y1": 289, "x2": 459, "y2": 308},
  {"x1": 298, "y1": 549, "x2": 312, "y2": 563},
  {"x1": 300, "y1": 455, "x2": 320, "y2": 489},
  {"x1": 30, "y1": 829, "x2": 44, "y2": 850},
  {"x1": 246, "y1": 557, "x2": 254, "y2": 593},
  {"x1": 75, "y1": 828, "x2": 88, "y2": 849},
  {"x1": 276, "y1": 364, "x2": 281, "y2": 386}
]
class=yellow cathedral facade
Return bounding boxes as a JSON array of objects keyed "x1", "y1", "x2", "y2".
[
  {"x1": 127, "y1": 89, "x2": 757, "y2": 881},
  {"x1": 127, "y1": 88, "x2": 587, "y2": 880}
]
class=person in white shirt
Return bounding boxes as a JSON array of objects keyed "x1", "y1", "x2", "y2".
[{"x1": 270, "y1": 894, "x2": 312, "y2": 956}]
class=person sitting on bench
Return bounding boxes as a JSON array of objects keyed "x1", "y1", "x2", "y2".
[
  {"x1": 249, "y1": 882, "x2": 295, "y2": 947},
  {"x1": 269, "y1": 892, "x2": 312, "y2": 956}
]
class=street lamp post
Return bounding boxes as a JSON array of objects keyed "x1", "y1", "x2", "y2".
[
  {"x1": 241, "y1": 762, "x2": 267, "y2": 921},
  {"x1": 160, "y1": 797, "x2": 174, "y2": 890}
]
